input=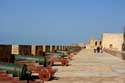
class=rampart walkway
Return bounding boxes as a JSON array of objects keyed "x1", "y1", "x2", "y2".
[{"x1": 45, "y1": 49, "x2": 125, "y2": 83}]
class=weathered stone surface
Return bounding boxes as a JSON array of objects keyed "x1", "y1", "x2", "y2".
[
  {"x1": 102, "y1": 33, "x2": 123, "y2": 51},
  {"x1": 45, "y1": 49, "x2": 125, "y2": 83}
]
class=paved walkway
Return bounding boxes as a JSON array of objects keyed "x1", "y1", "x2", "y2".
[{"x1": 45, "y1": 49, "x2": 125, "y2": 83}]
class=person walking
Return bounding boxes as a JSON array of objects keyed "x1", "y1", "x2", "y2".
[
  {"x1": 94, "y1": 46, "x2": 97, "y2": 53},
  {"x1": 100, "y1": 45, "x2": 103, "y2": 53},
  {"x1": 97, "y1": 46, "x2": 100, "y2": 53}
]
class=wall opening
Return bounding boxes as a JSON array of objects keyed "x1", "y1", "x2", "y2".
[
  {"x1": 95, "y1": 41, "x2": 97, "y2": 46},
  {"x1": 109, "y1": 44, "x2": 113, "y2": 48},
  {"x1": 100, "y1": 41, "x2": 102, "y2": 45}
]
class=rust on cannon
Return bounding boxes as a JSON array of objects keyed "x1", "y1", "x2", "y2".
[{"x1": 15, "y1": 60, "x2": 56, "y2": 81}]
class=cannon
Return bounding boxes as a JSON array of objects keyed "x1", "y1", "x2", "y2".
[
  {"x1": 45, "y1": 52, "x2": 69, "y2": 66},
  {"x1": 0, "y1": 62, "x2": 31, "y2": 80},
  {"x1": 13, "y1": 55, "x2": 56, "y2": 81},
  {"x1": 55, "y1": 50, "x2": 72, "y2": 60},
  {"x1": 15, "y1": 60, "x2": 56, "y2": 81},
  {"x1": 14, "y1": 55, "x2": 47, "y2": 66},
  {"x1": 0, "y1": 70, "x2": 43, "y2": 83},
  {"x1": 66, "y1": 47, "x2": 81, "y2": 55},
  {"x1": 45, "y1": 52, "x2": 66, "y2": 57},
  {"x1": 56, "y1": 50, "x2": 69, "y2": 55}
]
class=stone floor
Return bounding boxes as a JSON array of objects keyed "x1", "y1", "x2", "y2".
[{"x1": 45, "y1": 49, "x2": 125, "y2": 83}]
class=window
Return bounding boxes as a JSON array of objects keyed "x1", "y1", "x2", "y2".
[
  {"x1": 100, "y1": 41, "x2": 102, "y2": 45},
  {"x1": 95, "y1": 41, "x2": 97, "y2": 46},
  {"x1": 109, "y1": 44, "x2": 113, "y2": 48}
]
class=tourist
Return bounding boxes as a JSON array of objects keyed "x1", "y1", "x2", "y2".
[
  {"x1": 100, "y1": 45, "x2": 103, "y2": 53},
  {"x1": 94, "y1": 46, "x2": 97, "y2": 53},
  {"x1": 97, "y1": 46, "x2": 100, "y2": 53}
]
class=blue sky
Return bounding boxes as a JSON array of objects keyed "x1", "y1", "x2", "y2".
[{"x1": 0, "y1": 0, "x2": 125, "y2": 45}]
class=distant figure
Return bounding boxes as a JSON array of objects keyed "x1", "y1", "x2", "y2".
[
  {"x1": 100, "y1": 45, "x2": 103, "y2": 53},
  {"x1": 122, "y1": 43, "x2": 125, "y2": 51},
  {"x1": 83, "y1": 46, "x2": 86, "y2": 49},
  {"x1": 94, "y1": 46, "x2": 97, "y2": 53},
  {"x1": 97, "y1": 46, "x2": 100, "y2": 53}
]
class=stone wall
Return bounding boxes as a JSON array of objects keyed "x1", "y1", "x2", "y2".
[
  {"x1": 71, "y1": 43, "x2": 85, "y2": 48},
  {"x1": 12, "y1": 45, "x2": 32, "y2": 55},
  {"x1": 104, "y1": 49, "x2": 125, "y2": 60},
  {"x1": 90, "y1": 39, "x2": 101, "y2": 47},
  {"x1": 102, "y1": 33, "x2": 123, "y2": 51},
  {"x1": 85, "y1": 37, "x2": 101, "y2": 49},
  {"x1": 0, "y1": 44, "x2": 12, "y2": 62},
  {"x1": 35, "y1": 45, "x2": 43, "y2": 56}
]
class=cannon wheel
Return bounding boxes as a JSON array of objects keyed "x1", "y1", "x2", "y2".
[
  {"x1": 39, "y1": 68, "x2": 51, "y2": 81},
  {"x1": 46, "y1": 60, "x2": 54, "y2": 67},
  {"x1": 61, "y1": 60, "x2": 68, "y2": 66}
]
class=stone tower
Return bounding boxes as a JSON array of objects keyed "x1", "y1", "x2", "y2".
[{"x1": 89, "y1": 37, "x2": 95, "y2": 47}]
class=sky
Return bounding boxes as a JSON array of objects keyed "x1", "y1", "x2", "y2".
[{"x1": 0, "y1": 0, "x2": 125, "y2": 45}]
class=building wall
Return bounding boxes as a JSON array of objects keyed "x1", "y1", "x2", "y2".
[
  {"x1": 89, "y1": 37, "x2": 102, "y2": 48},
  {"x1": 102, "y1": 33, "x2": 123, "y2": 51},
  {"x1": 85, "y1": 44, "x2": 91, "y2": 49},
  {"x1": 89, "y1": 37, "x2": 95, "y2": 47}
]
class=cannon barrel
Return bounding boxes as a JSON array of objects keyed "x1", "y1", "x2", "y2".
[
  {"x1": 14, "y1": 54, "x2": 47, "y2": 66},
  {"x1": 56, "y1": 50, "x2": 69, "y2": 55},
  {"x1": 45, "y1": 52, "x2": 65, "y2": 57},
  {"x1": 66, "y1": 47, "x2": 81, "y2": 53},
  {"x1": 66, "y1": 47, "x2": 81, "y2": 51},
  {"x1": 0, "y1": 62, "x2": 31, "y2": 80}
]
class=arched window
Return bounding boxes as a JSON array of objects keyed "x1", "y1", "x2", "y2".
[
  {"x1": 95, "y1": 41, "x2": 97, "y2": 46},
  {"x1": 100, "y1": 41, "x2": 102, "y2": 45}
]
